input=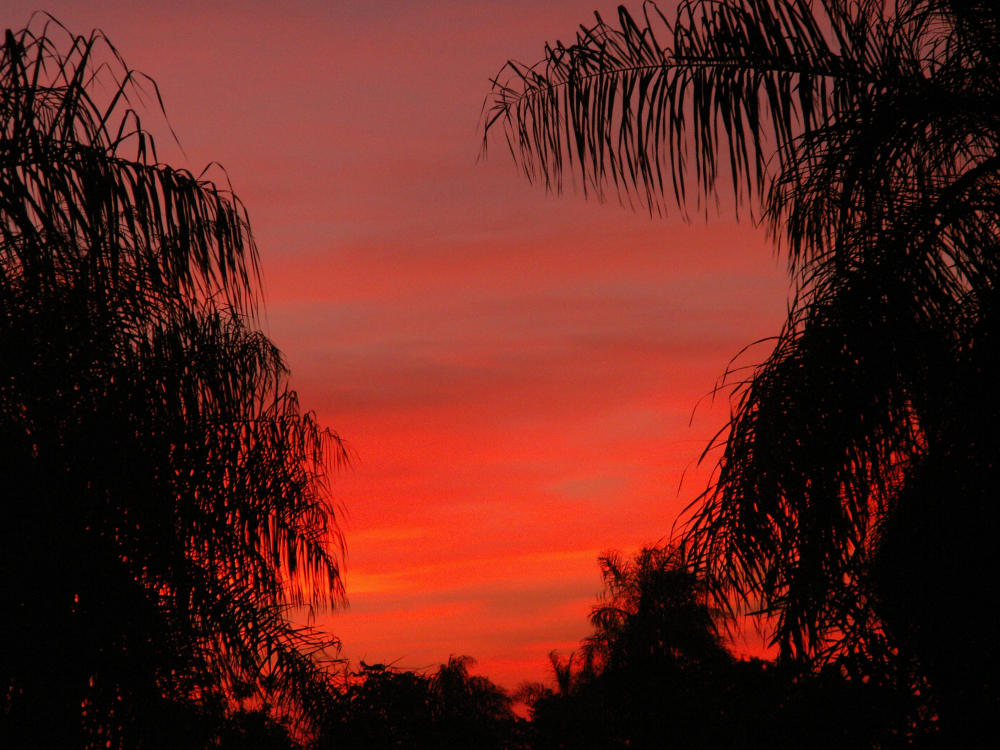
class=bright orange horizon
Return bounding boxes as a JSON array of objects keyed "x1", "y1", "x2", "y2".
[{"x1": 9, "y1": 0, "x2": 787, "y2": 689}]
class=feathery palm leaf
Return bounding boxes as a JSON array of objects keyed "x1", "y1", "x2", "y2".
[
  {"x1": 484, "y1": 1, "x2": 1000, "y2": 733},
  {"x1": 1, "y1": 16, "x2": 345, "y2": 745}
]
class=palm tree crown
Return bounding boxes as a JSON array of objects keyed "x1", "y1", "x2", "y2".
[
  {"x1": 2, "y1": 16, "x2": 346, "y2": 745},
  {"x1": 484, "y1": 0, "x2": 1000, "y2": 738}
]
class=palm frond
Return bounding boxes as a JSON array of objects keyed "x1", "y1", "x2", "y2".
[
  {"x1": 1, "y1": 16, "x2": 259, "y2": 312},
  {"x1": 487, "y1": 2, "x2": 881, "y2": 217},
  {"x1": 1, "y1": 16, "x2": 345, "y2": 744},
  {"x1": 484, "y1": 6, "x2": 1000, "y2": 728}
]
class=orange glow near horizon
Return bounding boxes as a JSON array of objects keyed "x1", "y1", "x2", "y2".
[{"x1": 8, "y1": 0, "x2": 787, "y2": 689}]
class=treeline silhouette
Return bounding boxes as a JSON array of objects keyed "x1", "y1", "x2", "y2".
[
  {"x1": 314, "y1": 656, "x2": 523, "y2": 749},
  {"x1": 520, "y1": 546, "x2": 911, "y2": 749},
  {"x1": 214, "y1": 546, "x2": 911, "y2": 748}
]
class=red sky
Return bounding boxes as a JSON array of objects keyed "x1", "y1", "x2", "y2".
[{"x1": 8, "y1": 1, "x2": 787, "y2": 688}]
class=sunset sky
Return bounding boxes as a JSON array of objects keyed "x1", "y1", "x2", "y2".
[{"x1": 8, "y1": 1, "x2": 788, "y2": 688}]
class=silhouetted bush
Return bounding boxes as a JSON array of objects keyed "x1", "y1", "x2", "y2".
[{"x1": 314, "y1": 657, "x2": 526, "y2": 750}]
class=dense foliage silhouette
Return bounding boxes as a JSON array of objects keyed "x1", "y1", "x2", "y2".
[
  {"x1": 484, "y1": 0, "x2": 1000, "y2": 742},
  {"x1": 1, "y1": 17, "x2": 345, "y2": 746},
  {"x1": 523, "y1": 547, "x2": 906, "y2": 749},
  {"x1": 315, "y1": 657, "x2": 524, "y2": 749}
]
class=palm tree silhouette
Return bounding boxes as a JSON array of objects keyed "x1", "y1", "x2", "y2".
[
  {"x1": 484, "y1": 0, "x2": 1000, "y2": 740},
  {"x1": 582, "y1": 547, "x2": 728, "y2": 675},
  {"x1": 1, "y1": 17, "x2": 346, "y2": 746},
  {"x1": 527, "y1": 547, "x2": 907, "y2": 748}
]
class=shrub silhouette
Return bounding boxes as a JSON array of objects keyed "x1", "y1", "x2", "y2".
[{"x1": 315, "y1": 657, "x2": 522, "y2": 749}]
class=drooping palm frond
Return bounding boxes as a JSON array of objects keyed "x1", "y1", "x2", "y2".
[
  {"x1": 1, "y1": 16, "x2": 259, "y2": 310},
  {"x1": 686, "y1": 263, "x2": 935, "y2": 658},
  {"x1": 1, "y1": 16, "x2": 345, "y2": 746},
  {"x1": 487, "y1": 2, "x2": 878, "y2": 221},
  {"x1": 485, "y1": 1, "x2": 999, "y2": 276},
  {"x1": 485, "y1": 2, "x2": 1000, "y2": 733}
]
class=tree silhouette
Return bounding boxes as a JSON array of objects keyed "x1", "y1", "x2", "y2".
[
  {"x1": 525, "y1": 547, "x2": 907, "y2": 749},
  {"x1": 316, "y1": 657, "x2": 521, "y2": 749},
  {"x1": 529, "y1": 546, "x2": 735, "y2": 748},
  {"x1": 581, "y1": 547, "x2": 729, "y2": 674},
  {"x1": 1, "y1": 17, "x2": 345, "y2": 746},
  {"x1": 484, "y1": 0, "x2": 1000, "y2": 741}
]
